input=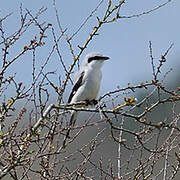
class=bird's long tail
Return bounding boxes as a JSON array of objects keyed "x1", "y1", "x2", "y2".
[{"x1": 63, "y1": 110, "x2": 79, "y2": 148}]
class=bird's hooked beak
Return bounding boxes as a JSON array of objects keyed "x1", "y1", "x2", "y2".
[{"x1": 101, "y1": 56, "x2": 109, "y2": 61}]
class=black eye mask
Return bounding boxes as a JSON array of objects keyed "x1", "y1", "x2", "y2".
[{"x1": 87, "y1": 56, "x2": 109, "y2": 63}]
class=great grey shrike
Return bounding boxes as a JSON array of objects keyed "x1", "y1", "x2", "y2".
[{"x1": 63, "y1": 52, "x2": 109, "y2": 146}]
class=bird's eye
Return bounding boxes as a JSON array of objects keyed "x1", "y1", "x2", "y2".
[{"x1": 87, "y1": 57, "x2": 94, "y2": 63}]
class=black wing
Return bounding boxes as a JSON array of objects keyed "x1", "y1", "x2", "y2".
[{"x1": 68, "y1": 71, "x2": 85, "y2": 103}]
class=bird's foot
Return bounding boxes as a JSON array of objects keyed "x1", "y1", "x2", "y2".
[{"x1": 85, "y1": 99, "x2": 98, "y2": 106}]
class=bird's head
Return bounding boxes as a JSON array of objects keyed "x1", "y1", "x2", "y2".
[{"x1": 82, "y1": 52, "x2": 109, "y2": 69}]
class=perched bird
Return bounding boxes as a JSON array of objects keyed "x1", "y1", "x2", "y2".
[{"x1": 63, "y1": 52, "x2": 109, "y2": 147}]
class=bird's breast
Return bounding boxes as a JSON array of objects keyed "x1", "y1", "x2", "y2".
[{"x1": 83, "y1": 70, "x2": 102, "y2": 100}]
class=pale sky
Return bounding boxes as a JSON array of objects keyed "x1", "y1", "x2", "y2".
[{"x1": 0, "y1": 0, "x2": 179, "y2": 97}]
